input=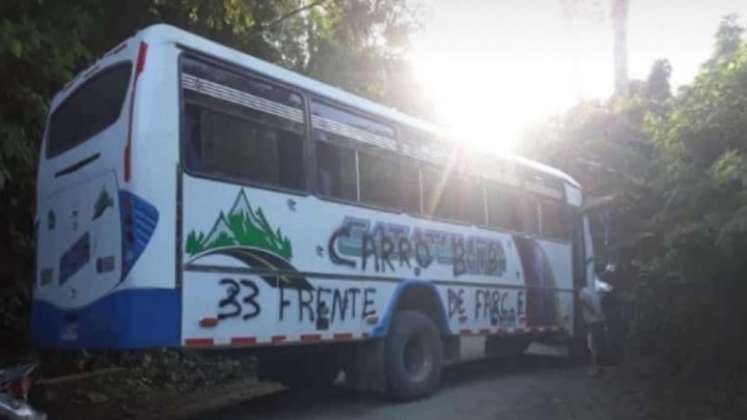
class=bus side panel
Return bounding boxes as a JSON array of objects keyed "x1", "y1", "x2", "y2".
[
  {"x1": 181, "y1": 272, "x2": 397, "y2": 345},
  {"x1": 125, "y1": 41, "x2": 181, "y2": 293},
  {"x1": 179, "y1": 176, "x2": 573, "y2": 347},
  {"x1": 424, "y1": 238, "x2": 574, "y2": 339},
  {"x1": 179, "y1": 177, "x2": 395, "y2": 345},
  {"x1": 31, "y1": 288, "x2": 180, "y2": 348}
]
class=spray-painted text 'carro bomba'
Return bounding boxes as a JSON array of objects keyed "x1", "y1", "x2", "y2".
[{"x1": 31, "y1": 25, "x2": 598, "y2": 401}]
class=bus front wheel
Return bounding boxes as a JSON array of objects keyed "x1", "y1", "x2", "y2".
[{"x1": 385, "y1": 310, "x2": 442, "y2": 401}]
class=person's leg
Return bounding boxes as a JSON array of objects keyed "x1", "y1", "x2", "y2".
[
  {"x1": 590, "y1": 343, "x2": 599, "y2": 375},
  {"x1": 587, "y1": 323, "x2": 602, "y2": 376}
]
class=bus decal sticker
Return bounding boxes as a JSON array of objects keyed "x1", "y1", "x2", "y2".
[
  {"x1": 328, "y1": 217, "x2": 507, "y2": 277},
  {"x1": 196, "y1": 247, "x2": 311, "y2": 289},
  {"x1": 185, "y1": 189, "x2": 311, "y2": 289},
  {"x1": 93, "y1": 188, "x2": 114, "y2": 221},
  {"x1": 186, "y1": 189, "x2": 291, "y2": 259},
  {"x1": 59, "y1": 232, "x2": 91, "y2": 285},
  {"x1": 119, "y1": 191, "x2": 159, "y2": 282}
]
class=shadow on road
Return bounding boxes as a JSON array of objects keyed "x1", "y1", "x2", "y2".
[
  {"x1": 441, "y1": 354, "x2": 570, "y2": 386},
  {"x1": 189, "y1": 354, "x2": 574, "y2": 420}
]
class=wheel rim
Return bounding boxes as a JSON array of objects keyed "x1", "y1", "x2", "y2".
[{"x1": 403, "y1": 333, "x2": 432, "y2": 382}]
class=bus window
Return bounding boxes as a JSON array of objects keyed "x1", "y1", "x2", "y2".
[
  {"x1": 184, "y1": 104, "x2": 304, "y2": 190},
  {"x1": 486, "y1": 183, "x2": 523, "y2": 231},
  {"x1": 359, "y1": 151, "x2": 400, "y2": 209},
  {"x1": 311, "y1": 101, "x2": 396, "y2": 150},
  {"x1": 421, "y1": 164, "x2": 456, "y2": 220},
  {"x1": 400, "y1": 158, "x2": 421, "y2": 214},
  {"x1": 181, "y1": 57, "x2": 306, "y2": 190},
  {"x1": 522, "y1": 196, "x2": 540, "y2": 235},
  {"x1": 421, "y1": 165, "x2": 483, "y2": 224},
  {"x1": 316, "y1": 141, "x2": 357, "y2": 201},
  {"x1": 311, "y1": 100, "x2": 397, "y2": 205},
  {"x1": 540, "y1": 200, "x2": 572, "y2": 241},
  {"x1": 47, "y1": 63, "x2": 132, "y2": 158},
  {"x1": 462, "y1": 178, "x2": 485, "y2": 225}
]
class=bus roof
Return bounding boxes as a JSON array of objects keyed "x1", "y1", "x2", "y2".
[{"x1": 68, "y1": 23, "x2": 582, "y2": 189}]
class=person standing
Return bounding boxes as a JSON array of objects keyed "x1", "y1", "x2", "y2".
[{"x1": 580, "y1": 283, "x2": 606, "y2": 376}]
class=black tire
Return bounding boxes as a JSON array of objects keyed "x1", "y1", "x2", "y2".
[{"x1": 385, "y1": 310, "x2": 443, "y2": 402}]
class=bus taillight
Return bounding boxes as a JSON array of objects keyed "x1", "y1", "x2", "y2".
[
  {"x1": 124, "y1": 41, "x2": 148, "y2": 183},
  {"x1": 135, "y1": 42, "x2": 148, "y2": 74}
]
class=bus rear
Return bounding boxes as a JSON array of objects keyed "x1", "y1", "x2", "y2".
[{"x1": 31, "y1": 29, "x2": 180, "y2": 349}]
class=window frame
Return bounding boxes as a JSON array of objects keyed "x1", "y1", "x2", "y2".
[
  {"x1": 357, "y1": 147, "x2": 404, "y2": 210},
  {"x1": 178, "y1": 52, "x2": 310, "y2": 196},
  {"x1": 310, "y1": 97, "x2": 405, "y2": 214},
  {"x1": 398, "y1": 155, "x2": 424, "y2": 216},
  {"x1": 315, "y1": 138, "x2": 359, "y2": 202},
  {"x1": 417, "y1": 160, "x2": 487, "y2": 226},
  {"x1": 484, "y1": 179, "x2": 526, "y2": 234}
]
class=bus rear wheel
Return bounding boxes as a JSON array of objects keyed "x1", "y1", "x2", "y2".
[{"x1": 385, "y1": 310, "x2": 442, "y2": 401}]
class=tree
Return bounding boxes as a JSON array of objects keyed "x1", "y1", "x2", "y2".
[
  {"x1": 0, "y1": 0, "x2": 100, "y2": 352},
  {"x1": 558, "y1": 0, "x2": 630, "y2": 97},
  {"x1": 713, "y1": 13, "x2": 744, "y2": 58},
  {"x1": 610, "y1": 0, "x2": 629, "y2": 96},
  {"x1": 629, "y1": 16, "x2": 747, "y2": 375},
  {"x1": 522, "y1": 15, "x2": 747, "y2": 395},
  {"x1": 645, "y1": 59, "x2": 672, "y2": 101}
]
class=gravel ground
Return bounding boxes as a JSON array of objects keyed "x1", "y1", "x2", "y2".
[
  {"x1": 40, "y1": 340, "x2": 746, "y2": 419},
  {"x1": 194, "y1": 345, "x2": 652, "y2": 420}
]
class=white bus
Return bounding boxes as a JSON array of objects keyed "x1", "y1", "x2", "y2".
[{"x1": 31, "y1": 24, "x2": 596, "y2": 401}]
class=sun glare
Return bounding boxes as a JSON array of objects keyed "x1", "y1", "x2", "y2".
[{"x1": 410, "y1": 53, "x2": 582, "y2": 155}]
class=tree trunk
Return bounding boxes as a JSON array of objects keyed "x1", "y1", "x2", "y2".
[{"x1": 611, "y1": 0, "x2": 629, "y2": 96}]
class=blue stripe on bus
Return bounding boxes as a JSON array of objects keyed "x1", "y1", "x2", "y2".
[
  {"x1": 119, "y1": 190, "x2": 159, "y2": 283},
  {"x1": 30, "y1": 288, "x2": 180, "y2": 349},
  {"x1": 371, "y1": 279, "x2": 449, "y2": 337}
]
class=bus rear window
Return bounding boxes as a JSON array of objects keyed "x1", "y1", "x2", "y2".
[{"x1": 46, "y1": 63, "x2": 132, "y2": 158}]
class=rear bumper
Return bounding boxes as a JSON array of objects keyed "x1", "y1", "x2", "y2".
[{"x1": 30, "y1": 288, "x2": 181, "y2": 349}]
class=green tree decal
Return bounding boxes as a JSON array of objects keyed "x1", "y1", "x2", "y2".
[{"x1": 185, "y1": 189, "x2": 292, "y2": 260}]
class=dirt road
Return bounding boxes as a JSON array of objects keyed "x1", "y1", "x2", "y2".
[{"x1": 194, "y1": 348, "x2": 647, "y2": 420}]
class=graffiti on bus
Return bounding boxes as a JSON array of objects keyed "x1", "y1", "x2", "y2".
[{"x1": 328, "y1": 217, "x2": 507, "y2": 277}]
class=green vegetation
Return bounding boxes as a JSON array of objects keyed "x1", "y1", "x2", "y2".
[{"x1": 522, "y1": 14, "x2": 747, "y2": 389}]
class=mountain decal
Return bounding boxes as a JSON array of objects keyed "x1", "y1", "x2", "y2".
[{"x1": 185, "y1": 189, "x2": 310, "y2": 289}]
